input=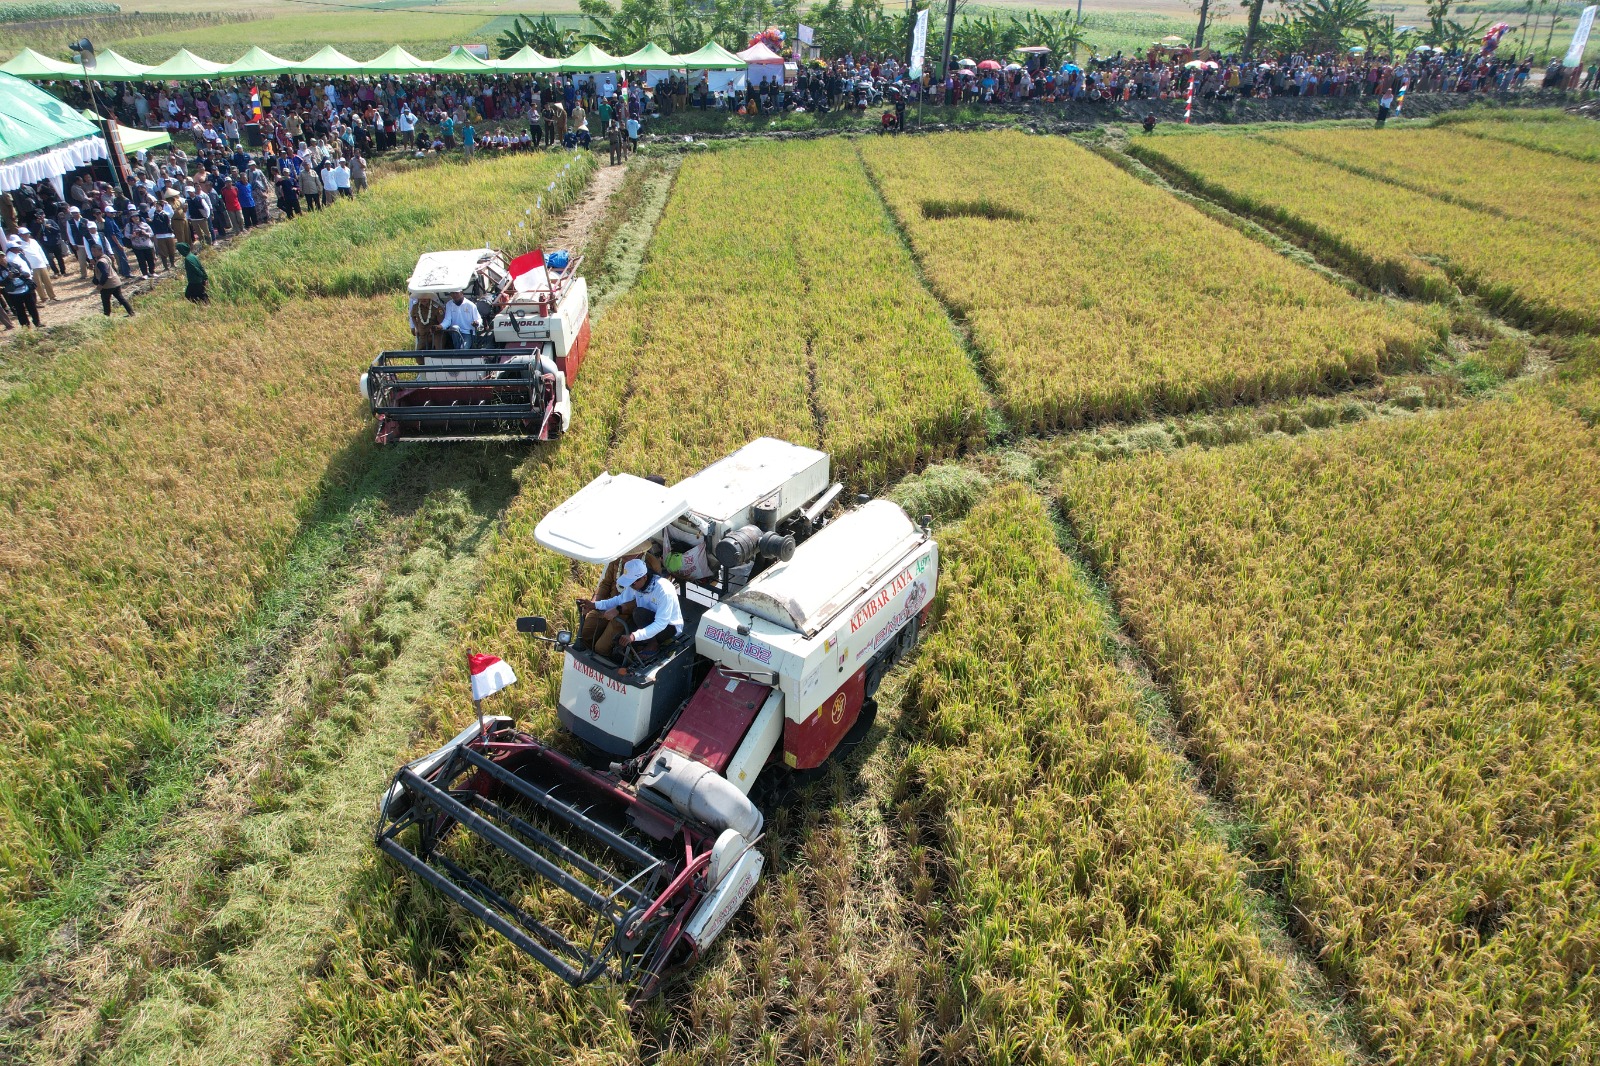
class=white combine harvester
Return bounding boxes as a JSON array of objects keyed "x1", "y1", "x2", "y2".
[
  {"x1": 376, "y1": 439, "x2": 937, "y2": 996},
  {"x1": 360, "y1": 247, "x2": 590, "y2": 443}
]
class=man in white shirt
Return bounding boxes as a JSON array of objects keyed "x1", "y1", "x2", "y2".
[
  {"x1": 397, "y1": 105, "x2": 416, "y2": 146},
  {"x1": 318, "y1": 162, "x2": 337, "y2": 205},
  {"x1": 440, "y1": 290, "x2": 482, "y2": 348},
  {"x1": 581, "y1": 558, "x2": 683, "y2": 659},
  {"x1": 333, "y1": 159, "x2": 352, "y2": 197},
  {"x1": 15, "y1": 227, "x2": 55, "y2": 301}
]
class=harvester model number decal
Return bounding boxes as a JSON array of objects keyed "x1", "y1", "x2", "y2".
[{"x1": 704, "y1": 624, "x2": 773, "y2": 664}]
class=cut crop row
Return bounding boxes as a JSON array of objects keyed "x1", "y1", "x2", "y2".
[
  {"x1": 1131, "y1": 132, "x2": 1600, "y2": 333},
  {"x1": 1261, "y1": 126, "x2": 1600, "y2": 241},
  {"x1": 859, "y1": 131, "x2": 1433, "y2": 434},
  {"x1": 210, "y1": 150, "x2": 596, "y2": 305},
  {"x1": 1062, "y1": 396, "x2": 1600, "y2": 1063},
  {"x1": 0, "y1": 157, "x2": 594, "y2": 939}
]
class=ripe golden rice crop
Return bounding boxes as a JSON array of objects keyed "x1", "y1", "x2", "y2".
[
  {"x1": 859, "y1": 130, "x2": 1432, "y2": 433},
  {"x1": 901, "y1": 481, "x2": 1342, "y2": 1064},
  {"x1": 0, "y1": 294, "x2": 404, "y2": 929},
  {"x1": 1438, "y1": 108, "x2": 1600, "y2": 163},
  {"x1": 1062, "y1": 397, "x2": 1600, "y2": 1062},
  {"x1": 1263, "y1": 126, "x2": 1600, "y2": 240},
  {"x1": 1133, "y1": 132, "x2": 1600, "y2": 332},
  {"x1": 612, "y1": 139, "x2": 986, "y2": 487},
  {"x1": 210, "y1": 151, "x2": 596, "y2": 305},
  {"x1": 0, "y1": 159, "x2": 593, "y2": 936}
]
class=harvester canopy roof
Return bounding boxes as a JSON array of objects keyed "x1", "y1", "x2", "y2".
[
  {"x1": 406, "y1": 248, "x2": 507, "y2": 296},
  {"x1": 495, "y1": 45, "x2": 560, "y2": 72},
  {"x1": 535, "y1": 472, "x2": 692, "y2": 565},
  {"x1": 561, "y1": 43, "x2": 621, "y2": 72},
  {"x1": 0, "y1": 48, "x2": 79, "y2": 80},
  {"x1": 83, "y1": 112, "x2": 171, "y2": 154},
  {"x1": 615, "y1": 42, "x2": 681, "y2": 69},
  {"x1": 218, "y1": 45, "x2": 298, "y2": 77},
  {"x1": 727, "y1": 501, "x2": 924, "y2": 634},
  {"x1": 295, "y1": 45, "x2": 363, "y2": 76},
  {"x1": 143, "y1": 48, "x2": 227, "y2": 81},
  {"x1": 675, "y1": 41, "x2": 746, "y2": 69}
]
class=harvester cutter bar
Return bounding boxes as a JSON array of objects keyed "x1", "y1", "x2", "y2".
[
  {"x1": 375, "y1": 833, "x2": 603, "y2": 986},
  {"x1": 459, "y1": 745, "x2": 663, "y2": 870}
]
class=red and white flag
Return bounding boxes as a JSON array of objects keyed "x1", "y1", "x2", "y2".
[{"x1": 469, "y1": 653, "x2": 517, "y2": 701}]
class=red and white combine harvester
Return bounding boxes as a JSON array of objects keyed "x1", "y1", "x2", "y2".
[
  {"x1": 359, "y1": 247, "x2": 590, "y2": 443},
  {"x1": 376, "y1": 439, "x2": 937, "y2": 996}
]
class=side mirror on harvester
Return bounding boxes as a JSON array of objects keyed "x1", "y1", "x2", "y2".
[{"x1": 517, "y1": 615, "x2": 548, "y2": 634}]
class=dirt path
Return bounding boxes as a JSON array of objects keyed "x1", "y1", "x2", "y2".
[{"x1": 546, "y1": 158, "x2": 629, "y2": 257}]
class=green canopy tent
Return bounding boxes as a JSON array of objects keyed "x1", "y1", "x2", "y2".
[
  {"x1": 76, "y1": 50, "x2": 154, "y2": 81},
  {"x1": 675, "y1": 41, "x2": 745, "y2": 69},
  {"x1": 294, "y1": 45, "x2": 363, "y2": 77},
  {"x1": 218, "y1": 45, "x2": 298, "y2": 78},
  {"x1": 143, "y1": 48, "x2": 227, "y2": 82},
  {"x1": 494, "y1": 45, "x2": 560, "y2": 73},
  {"x1": 560, "y1": 43, "x2": 621, "y2": 72},
  {"x1": 81, "y1": 109, "x2": 170, "y2": 154},
  {"x1": 0, "y1": 72, "x2": 105, "y2": 191},
  {"x1": 615, "y1": 42, "x2": 682, "y2": 69},
  {"x1": 429, "y1": 46, "x2": 495, "y2": 73},
  {"x1": 363, "y1": 45, "x2": 434, "y2": 75},
  {"x1": 0, "y1": 48, "x2": 80, "y2": 80}
]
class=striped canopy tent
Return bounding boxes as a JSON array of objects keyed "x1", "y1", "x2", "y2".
[
  {"x1": 364, "y1": 45, "x2": 434, "y2": 74},
  {"x1": 67, "y1": 49, "x2": 152, "y2": 81},
  {"x1": 295, "y1": 45, "x2": 363, "y2": 76},
  {"x1": 615, "y1": 42, "x2": 682, "y2": 69},
  {"x1": 675, "y1": 41, "x2": 745, "y2": 68},
  {"x1": 430, "y1": 46, "x2": 495, "y2": 73},
  {"x1": 0, "y1": 72, "x2": 105, "y2": 191},
  {"x1": 143, "y1": 48, "x2": 227, "y2": 81},
  {"x1": 560, "y1": 43, "x2": 621, "y2": 72},
  {"x1": 494, "y1": 45, "x2": 560, "y2": 72},
  {"x1": 0, "y1": 48, "x2": 80, "y2": 80},
  {"x1": 219, "y1": 45, "x2": 298, "y2": 77}
]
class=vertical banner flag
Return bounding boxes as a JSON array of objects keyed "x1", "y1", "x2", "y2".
[
  {"x1": 250, "y1": 85, "x2": 262, "y2": 121},
  {"x1": 910, "y1": 8, "x2": 930, "y2": 80},
  {"x1": 1566, "y1": 5, "x2": 1598, "y2": 67}
]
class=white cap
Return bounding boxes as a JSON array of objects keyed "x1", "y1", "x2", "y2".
[{"x1": 619, "y1": 558, "x2": 648, "y2": 584}]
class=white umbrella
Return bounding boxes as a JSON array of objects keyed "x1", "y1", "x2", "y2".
[
  {"x1": 957, "y1": 57, "x2": 977, "y2": 67},
  {"x1": 1005, "y1": 62, "x2": 1023, "y2": 70}
]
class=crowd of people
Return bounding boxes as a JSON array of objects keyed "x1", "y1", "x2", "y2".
[{"x1": 0, "y1": 33, "x2": 1589, "y2": 334}]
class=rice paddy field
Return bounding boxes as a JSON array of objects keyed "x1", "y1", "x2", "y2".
[{"x1": 4, "y1": 106, "x2": 1599, "y2": 1065}]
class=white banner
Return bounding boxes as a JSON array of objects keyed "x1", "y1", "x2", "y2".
[
  {"x1": 1565, "y1": 5, "x2": 1597, "y2": 66},
  {"x1": 909, "y1": 8, "x2": 929, "y2": 80},
  {"x1": 797, "y1": 23, "x2": 814, "y2": 44}
]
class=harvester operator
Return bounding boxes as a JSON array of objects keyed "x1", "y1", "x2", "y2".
[
  {"x1": 441, "y1": 289, "x2": 482, "y2": 349},
  {"x1": 580, "y1": 558, "x2": 683, "y2": 662}
]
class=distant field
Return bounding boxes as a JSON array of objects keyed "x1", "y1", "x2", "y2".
[{"x1": 102, "y1": 11, "x2": 493, "y2": 63}]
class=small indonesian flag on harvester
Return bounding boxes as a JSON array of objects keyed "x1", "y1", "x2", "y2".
[
  {"x1": 509, "y1": 247, "x2": 547, "y2": 292},
  {"x1": 469, "y1": 653, "x2": 517, "y2": 701}
]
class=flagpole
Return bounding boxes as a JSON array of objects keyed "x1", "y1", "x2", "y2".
[{"x1": 469, "y1": 651, "x2": 485, "y2": 737}]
